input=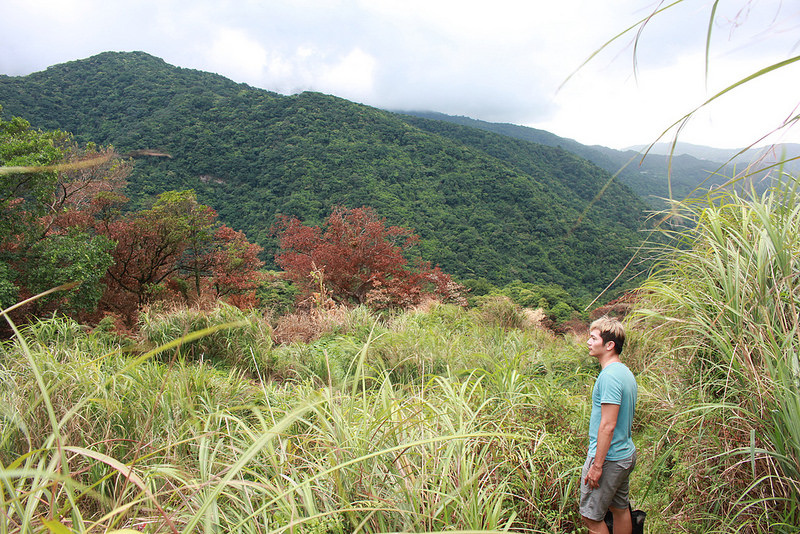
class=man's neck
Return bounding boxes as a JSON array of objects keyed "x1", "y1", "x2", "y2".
[{"x1": 598, "y1": 353, "x2": 621, "y2": 369}]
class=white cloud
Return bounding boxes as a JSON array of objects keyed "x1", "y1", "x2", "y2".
[
  {"x1": 1, "y1": 0, "x2": 798, "y2": 148},
  {"x1": 208, "y1": 28, "x2": 269, "y2": 85},
  {"x1": 319, "y1": 48, "x2": 377, "y2": 101}
]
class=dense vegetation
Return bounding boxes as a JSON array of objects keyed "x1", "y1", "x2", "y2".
[
  {"x1": 0, "y1": 300, "x2": 601, "y2": 533},
  {"x1": 273, "y1": 206, "x2": 465, "y2": 309},
  {"x1": 398, "y1": 111, "x2": 744, "y2": 206},
  {"x1": 0, "y1": 113, "x2": 266, "y2": 328},
  {"x1": 1, "y1": 108, "x2": 590, "y2": 336},
  {"x1": 3, "y1": 168, "x2": 799, "y2": 533},
  {"x1": 635, "y1": 178, "x2": 800, "y2": 531},
  {"x1": 0, "y1": 51, "x2": 652, "y2": 300}
]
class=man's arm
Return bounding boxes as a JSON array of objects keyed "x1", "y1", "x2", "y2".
[{"x1": 584, "y1": 402, "x2": 620, "y2": 489}]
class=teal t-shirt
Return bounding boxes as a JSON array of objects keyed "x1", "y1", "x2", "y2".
[{"x1": 588, "y1": 361, "x2": 637, "y2": 461}]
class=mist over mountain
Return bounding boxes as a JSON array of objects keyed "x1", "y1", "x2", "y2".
[{"x1": 0, "y1": 51, "x2": 654, "y2": 299}]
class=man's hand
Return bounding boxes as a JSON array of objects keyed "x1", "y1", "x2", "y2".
[{"x1": 584, "y1": 461, "x2": 603, "y2": 489}]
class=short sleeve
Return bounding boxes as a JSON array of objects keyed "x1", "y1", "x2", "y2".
[{"x1": 599, "y1": 368, "x2": 623, "y2": 405}]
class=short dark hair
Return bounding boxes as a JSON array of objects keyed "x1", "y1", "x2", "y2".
[{"x1": 590, "y1": 316, "x2": 625, "y2": 355}]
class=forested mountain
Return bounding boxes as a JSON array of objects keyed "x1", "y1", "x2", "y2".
[
  {"x1": 400, "y1": 111, "x2": 742, "y2": 204},
  {"x1": 0, "y1": 51, "x2": 651, "y2": 299}
]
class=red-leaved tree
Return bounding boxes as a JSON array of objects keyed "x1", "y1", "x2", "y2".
[
  {"x1": 273, "y1": 206, "x2": 464, "y2": 309},
  {"x1": 208, "y1": 225, "x2": 265, "y2": 308},
  {"x1": 1, "y1": 138, "x2": 132, "y2": 321},
  {"x1": 90, "y1": 190, "x2": 264, "y2": 324},
  {"x1": 100, "y1": 209, "x2": 188, "y2": 311}
]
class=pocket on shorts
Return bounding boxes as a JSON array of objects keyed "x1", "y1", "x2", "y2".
[{"x1": 616, "y1": 450, "x2": 636, "y2": 471}]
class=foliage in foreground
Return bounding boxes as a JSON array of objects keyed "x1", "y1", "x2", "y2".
[
  {"x1": 633, "y1": 176, "x2": 800, "y2": 531},
  {"x1": 0, "y1": 305, "x2": 600, "y2": 533}
]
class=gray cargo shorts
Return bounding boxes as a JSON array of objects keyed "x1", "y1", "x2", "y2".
[{"x1": 579, "y1": 450, "x2": 636, "y2": 522}]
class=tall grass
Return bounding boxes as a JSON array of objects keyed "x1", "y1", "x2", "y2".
[
  {"x1": 1, "y1": 298, "x2": 604, "y2": 533},
  {"x1": 634, "y1": 175, "x2": 800, "y2": 531},
  {"x1": 138, "y1": 302, "x2": 274, "y2": 375}
]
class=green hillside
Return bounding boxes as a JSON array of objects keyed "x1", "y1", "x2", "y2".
[
  {"x1": 0, "y1": 51, "x2": 651, "y2": 299},
  {"x1": 400, "y1": 111, "x2": 739, "y2": 204}
]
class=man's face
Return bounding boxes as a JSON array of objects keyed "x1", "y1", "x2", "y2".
[{"x1": 587, "y1": 328, "x2": 607, "y2": 358}]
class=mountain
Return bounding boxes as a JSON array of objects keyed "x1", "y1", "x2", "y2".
[
  {"x1": 625, "y1": 141, "x2": 800, "y2": 161},
  {"x1": 625, "y1": 141, "x2": 800, "y2": 177},
  {"x1": 398, "y1": 112, "x2": 749, "y2": 205},
  {"x1": 0, "y1": 51, "x2": 652, "y2": 299}
]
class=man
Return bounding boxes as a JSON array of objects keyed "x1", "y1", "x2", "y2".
[{"x1": 580, "y1": 317, "x2": 638, "y2": 534}]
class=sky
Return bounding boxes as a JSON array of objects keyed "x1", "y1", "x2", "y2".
[{"x1": 1, "y1": 0, "x2": 799, "y2": 150}]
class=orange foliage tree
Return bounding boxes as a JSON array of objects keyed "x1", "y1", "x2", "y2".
[
  {"x1": 273, "y1": 206, "x2": 464, "y2": 309},
  {"x1": 94, "y1": 190, "x2": 264, "y2": 322},
  {"x1": 208, "y1": 225, "x2": 265, "y2": 308}
]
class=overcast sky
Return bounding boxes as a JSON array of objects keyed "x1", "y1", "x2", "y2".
[{"x1": 1, "y1": 0, "x2": 798, "y2": 149}]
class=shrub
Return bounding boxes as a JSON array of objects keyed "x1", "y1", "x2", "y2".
[
  {"x1": 138, "y1": 302, "x2": 273, "y2": 374},
  {"x1": 473, "y1": 295, "x2": 527, "y2": 330}
]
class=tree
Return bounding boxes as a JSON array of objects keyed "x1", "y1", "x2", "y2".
[
  {"x1": 0, "y1": 112, "x2": 129, "y2": 313},
  {"x1": 1, "y1": 112, "x2": 65, "y2": 308},
  {"x1": 99, "y1": 208, "x2": 187, "y2": 312},
  {"x1": 22, "y1": 230, "x2": 116, "y2": 314},
  {"x1": 0, "y1": 112, "x2": 66, "y2": 238},
  {"x1": 208, "y1": 225, "x2": 265, "y2": 308},
  {"x1": 273, "y1": 206, "x2": 464, "y2": 308},
  {"x1": 98, "y1": 190, "x2": 213, "y2": 313},
  {"x1": 96, "y1": 190, "x2": 265, "y2": 322},
  {"x1": 150, "y1": 190, "x2": 218, "y2": 299},
  {"x1": 40, "y1": 143, "x2": 129, "y2": 236}
]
